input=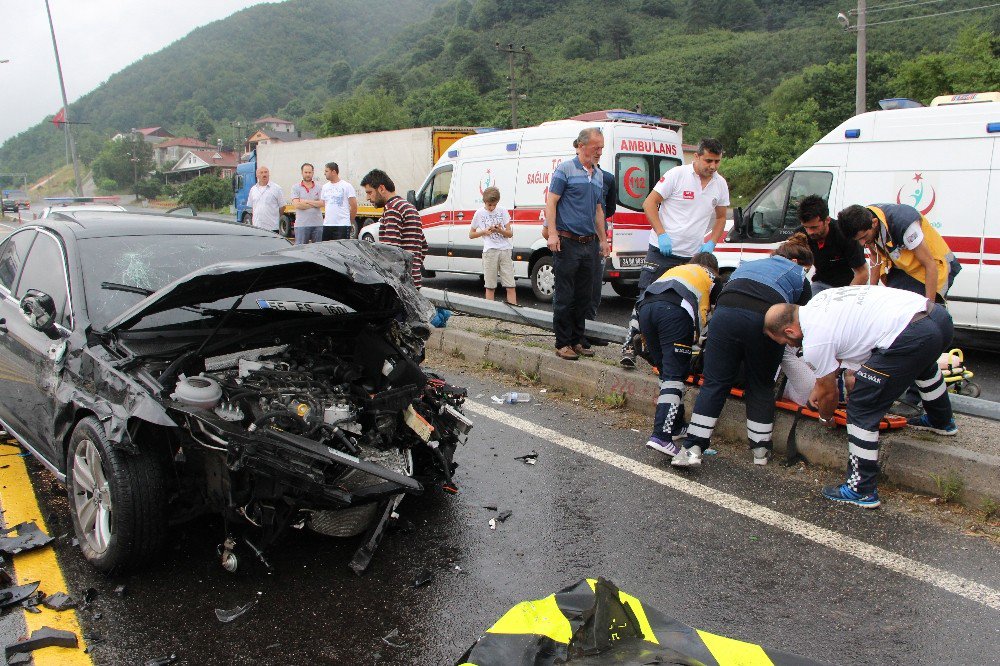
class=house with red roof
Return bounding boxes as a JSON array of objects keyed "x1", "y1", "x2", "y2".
[{"x1": 168, "y1": 148, "x2": 239, "y2": 182}]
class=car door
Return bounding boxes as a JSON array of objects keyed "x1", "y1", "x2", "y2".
[
  {"x1": 0, "y1": 228, "x2": 38, "y2": 437},
  {"x1": 414, "y1": 165, "x2": 454, "y2": 273},
  {"x1": 0, "y1": 230, "x2": 72, "y2": 462}
]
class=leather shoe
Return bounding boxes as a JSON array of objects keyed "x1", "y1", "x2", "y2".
[
  {"x1": 555, "y1": 346, "x2": 579, "y2": 360},
  {"x1": 573, "y1": 344, "x2": 595, "y2": 357}
]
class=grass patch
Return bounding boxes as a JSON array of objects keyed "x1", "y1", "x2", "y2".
[
  {"x1": 599, "y1": 392, "x2": 627, "y2": 410},
  {"x1": 450, "y1": 347, "x2": 466, "y2": 360},
  {"x1": 931, "y1": 473, "x2": 964, "y2": 503},
  {"x1": 982, "y1": 499, "x2": 998, "y2": 522},
  {"x1": 518, "y1": 368, "x2": 540, "y2": 384},
  {"x1": 480, "y1": 360, "x2": 499, "y2": 371}
]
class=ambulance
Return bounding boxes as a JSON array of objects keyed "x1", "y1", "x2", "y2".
[
  {"x1": 723, "y1": 92, "x2": 1000, "y2": 333},
  {"x1": 395, "y1": 113, "x2": 685, "y2": 301}
]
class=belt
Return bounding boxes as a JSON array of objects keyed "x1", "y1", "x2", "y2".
[
  {"x1": 557, "y1": 230, "x2": 595, "y2": 243},
  {"x1": 908, "y1": 299, "x2": 935, "y2": 324}
]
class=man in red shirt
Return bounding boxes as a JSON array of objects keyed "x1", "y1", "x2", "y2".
[{"x1": 361, "y1": 169, "x2": 429, "y2": 288}]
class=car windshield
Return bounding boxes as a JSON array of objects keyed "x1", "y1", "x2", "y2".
[{"x1": 79, "y1": 234, "x2": 291, "y2": 329}]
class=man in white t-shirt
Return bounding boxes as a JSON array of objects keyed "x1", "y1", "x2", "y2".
[
  {"x1": 764, "y1": 286, "x2": 956, "y2": 509},
  {"x1": 320, "y1": 162, "x2": 358, "y2": 241},
  {"x1": 621, "y1": 138, "x2": 730, "y2": 367},
  {"x1": 247, "y1": 166, "x2": 285, "y2": 233}
]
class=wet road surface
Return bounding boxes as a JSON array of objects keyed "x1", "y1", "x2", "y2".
[{"x1": 11, "y1": 363, "x2": 999, "y2": 665}]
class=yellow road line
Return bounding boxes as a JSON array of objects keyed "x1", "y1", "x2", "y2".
[{"x1": 0, "y1": 442, "x2": 92, "y2": 665}]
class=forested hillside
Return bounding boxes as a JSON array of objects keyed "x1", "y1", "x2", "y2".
[{"x1": 2, "y1": 0, "x2": 998, "y2": 196}]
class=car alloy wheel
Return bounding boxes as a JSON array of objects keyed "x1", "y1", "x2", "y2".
[{"x1": 71, "y1": 438, "x2": 113, "y2": 554}]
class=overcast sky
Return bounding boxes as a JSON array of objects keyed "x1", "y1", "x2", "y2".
[{"x1": 0, "y1": 0, "x2": 274, "y2": 144}]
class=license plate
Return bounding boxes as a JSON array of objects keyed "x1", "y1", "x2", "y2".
[
  {"x1": 256, "y1": 299, "x2": 351, "y2": 315},
  {"x1": 618, "y1": 256, "x2": 645, "y2": 268}
]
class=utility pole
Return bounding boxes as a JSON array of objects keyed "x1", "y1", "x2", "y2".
[
  {"x1": 856, "y1": 0, "x2": 867, "y2": 115},
  {"x1": 495, "y1": 43, "x2": 530, "y2": 129},
  {"x1": 44, "y1": 0, "x2": 83, "y2": 196}
]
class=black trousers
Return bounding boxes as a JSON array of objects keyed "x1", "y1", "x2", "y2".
[
  {"x1": 685, "y1": 305, "x2": 784, "y2": 451},
  {"x1": 622, "y1": 245, "x2": 688, "y2": 355},
  {"x1": 322, "y1": 226, "x2": 352, "y2": 241},
  {"x1": 552, "y1": 238, "x2": 598, "y2": 349},
  {"x1": 638, "y1": 300, "x2": 694, "y2": 438},
  {"x1": 845, "y1": 305, "x2": 954, "y2": 493}
]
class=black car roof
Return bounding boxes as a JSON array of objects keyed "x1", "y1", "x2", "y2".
[{"x1": 30, "y1": 211, "x2": 279, "y2": 240}]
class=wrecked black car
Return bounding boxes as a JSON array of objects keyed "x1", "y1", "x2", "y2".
[{"x1": 0, "y1": 212, "x2": 471, "y2": 573}]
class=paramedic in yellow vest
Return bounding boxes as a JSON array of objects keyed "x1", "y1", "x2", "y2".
[
  {"x1": 838, "y1": 203, "x2": 961, "y2": 303},
  {"x1": 636, "y1": 252, "x2": 722, "y2": 456}
]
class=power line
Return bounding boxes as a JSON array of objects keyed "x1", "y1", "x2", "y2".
[
  {"x1": 863, "y1": 0, "x2": 949, "y2": 14},
  {"x1": 863, "y1": 1, "x2": 1000, "y2": 27}
]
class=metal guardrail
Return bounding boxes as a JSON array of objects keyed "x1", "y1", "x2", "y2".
[
  {"x1": 421, "y1": 288, "x2": 626, "y2": 345},
  {"x1": 422, "y1": 287, "x2": 1000, "y2": 421}
]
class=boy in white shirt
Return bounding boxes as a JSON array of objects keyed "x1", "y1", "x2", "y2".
[{"x1": 469, "y1": 187, "x2": 516, "y2": 304}]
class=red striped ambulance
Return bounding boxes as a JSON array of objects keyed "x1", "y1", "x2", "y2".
[
  {"x1": 403, "y1": 114, "x2": 685, "y2": 301},
  {"x1": 722, "y1": 92, "x2": 1000, "y2": 333}
]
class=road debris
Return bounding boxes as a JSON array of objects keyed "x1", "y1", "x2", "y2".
[
  {"x1": 42, "y1": 592, "x2": 78, "y2": 611},
  {"x1": 513, "y1": 451, "x2": 538, "y2": 465},
  {"x1": 5, "y1": 626, "x2": 79, "y2": 659},
  {"x1": 413, "y1": 570, "x2": 434, "y2": 588},
  {"x1": 382, "y1": 629, "x2": 408, "y2": 648},
  {"x1": 144, "y1": 654, "x2": 177, "y2": 666},
  {"x1": 0, "y1": 522, "x2": 53, "y2": 556},
  {"x1": 0, "y1": 582, "x2": 39, "y2": 609},
  {"x1": 489, "y1": 518, "x2": 497, "y2": 530},
  {"x1": 113, "y1": 584, "x2": 127, "y2": 598},
  {"x1": 496, "y1": 510, "x2": 512, "y2": 523},
  {"x1": 214, "y1": 600, "x2": 257, "y2": 623}
]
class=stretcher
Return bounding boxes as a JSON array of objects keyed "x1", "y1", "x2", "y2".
[{"x1": 939, "y1": 348, "x2": 981, "y2": 397}]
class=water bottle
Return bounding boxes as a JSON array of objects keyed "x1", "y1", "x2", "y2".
[{"x1": 500, "y1": 391, "x2": 531, "y2": 404}]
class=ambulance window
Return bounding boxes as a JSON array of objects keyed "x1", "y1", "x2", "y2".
[
  {"x1": 748, "y1": 172, "x2": 792, "y2": 238},
  {"x1": 616, "y1": 155, "x2": 649, "y2": 210},
  {"x1": 655, "y1": 158, "x2": 682, "y2": 178},
  {"x1": 416, "y1": 166, "x2": 453, "y2": 210},
  {"x1": 784, "y1": 171, "x2": 833, "y2": 229}
]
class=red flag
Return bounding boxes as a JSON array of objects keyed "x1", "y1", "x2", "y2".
[{"x1": 52, "y1": 108, "x2": 66, "y2": 126}]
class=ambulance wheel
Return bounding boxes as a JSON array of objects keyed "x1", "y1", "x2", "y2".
[
  {"x1": 611, "y1": 281, "x2": 639, "y2": 299},
  {"x1": 958, "y1": 382, "x2": 981, "y2": 398},
  {"x1": 531, "y1": 256, "x2": 555, "y2": 302},
  {"x1": 278, "y1": 215, "x2": 293, "y2": 238}
]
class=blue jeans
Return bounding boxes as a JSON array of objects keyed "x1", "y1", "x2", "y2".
[
  {"x1": 294, "y1": 225, "x2": 325, "y2": 244},
  {"x1": 552, "y1": 238, "x2": 597, "y2": 349},
  {"x1": 638, "y1": 300, "x2": 693, "y2": 438}
]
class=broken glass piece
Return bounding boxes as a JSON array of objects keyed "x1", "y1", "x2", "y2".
[{"x1": 214, "y1": 600, "x2": 257, "y2": 623}]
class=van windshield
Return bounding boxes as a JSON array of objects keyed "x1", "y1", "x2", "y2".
[{"x1": 616, "y1": 155, "x2": 682, "y2": 211}]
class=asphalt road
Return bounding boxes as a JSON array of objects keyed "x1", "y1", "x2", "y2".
[
  {"x1": 422, "y1": 272, "x2": 1000, "y2": 403},
  {"x1": 6, "y1": 365, "x2": 999, "y2": 665}
]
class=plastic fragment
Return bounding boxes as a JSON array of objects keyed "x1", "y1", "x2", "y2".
[
  {"x1": 144, "y1": 654, "x2": 177, "y2": 666},
  {"x1": 214, "y1": 600, "x2": 257, "y2": 623},
  {"x1": 496, "y1": 510, "x2": 512, "y2": 523},
  {"x1": 489, "y1": 518, "x2": 497, "y2": 530},
  {"x1": 413, "y1": 571, "x2": 434, "y2": 588},
  {"x1": 0, "y1": 522, "x2": 53, "y2": 556},
  {"x1": 7, "y1": 653, "x2": 31, "y2": 665},
  {"x1": 513, "y1": 451, "x2": 538, "y2": 465},
  {"x1": 704, "y1": 448, "x2": 718, "y2": 456},
  {"x1": 4, "y1": 626, "x2": 79, "y2": 658},
  {"x1": 113, "y1": 584, "x2": 127, "y2": 598},
  {"x1": 42, "y1": 592, "x2": 78, "y2": 611},
  {"x1": 381, "y1": 629, "x2": 408, "y2": 648},
  {"x1": 0, "y1": 582, "x2": 40, "y2": 609}
]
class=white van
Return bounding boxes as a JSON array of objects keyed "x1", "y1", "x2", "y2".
[
  {"x1": 723, "y1": 92, "x2": 1000, "y2": 333},
  {"x1": 390, "y1": 117, "x2": 684, "y2": 301}
]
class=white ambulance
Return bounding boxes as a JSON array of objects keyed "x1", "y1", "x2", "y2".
[
  {"x1": 723, "y1": 92, "x2": 1000, "y2": 333},
  {"x1": 389, "y1": 114, "x2": 685, "y2": 301}
]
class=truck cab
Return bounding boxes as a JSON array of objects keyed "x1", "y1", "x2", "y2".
[{"x1": 233, "y1": 154, "x2": 256, "y2": 226}]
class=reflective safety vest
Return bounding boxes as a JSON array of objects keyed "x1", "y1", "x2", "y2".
[
  {"x1": 639, "y1": 263, "x2": 717, "y2": 337},
  {"x1": 869, "y1": 204, "x2": 952, "y2": 295},
  {"x1": 458, "y1": 577, "x2": 823, "y2": 666}
]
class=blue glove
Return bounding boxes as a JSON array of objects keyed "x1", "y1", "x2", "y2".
[
  {"x1": 700, "y1": 240, "x2": 717, "y2": 253},
  {"x1": 657, "y1": 232, "x2": 673, "y2": 256},
  {"x1": 431, "y1": 307, "x2": 452, "y2": 328}
]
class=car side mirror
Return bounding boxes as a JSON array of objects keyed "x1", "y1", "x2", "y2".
[
  {"x1": 726, "y1": 207, "x2": 746, "y2": 243},
  {"x1": 20, "y1": 290, "x2": 57, "y2": 333},
  {"x1": 406, "y1": 190, "x2": 417, "y2": 207}
]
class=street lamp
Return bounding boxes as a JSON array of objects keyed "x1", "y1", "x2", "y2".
[
  {"x1": 837, "y1": 2, "x2": 866, "y2": 116},
  {"x1": 44, "y1": 0, "x2": 83, "y2": 196}
]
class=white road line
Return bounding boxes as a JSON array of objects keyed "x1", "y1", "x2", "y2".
[{"x1": 466, "y1": 401, "x2": 1000, "y2": 612}]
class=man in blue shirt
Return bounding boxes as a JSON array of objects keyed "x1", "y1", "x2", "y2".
[{"x1": 545, "y1": 128, "x2": 610, "y2": 360}]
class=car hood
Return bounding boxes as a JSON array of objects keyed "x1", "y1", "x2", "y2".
[{"x1": 102, "y1": 240, "x2": 435, "y2": 333}]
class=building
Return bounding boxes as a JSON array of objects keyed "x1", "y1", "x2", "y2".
[
  {"x1": 153, "y1": 137, "x2": 211, "y2": 168},
  {"x1": 113, "y1": 127, "x2": 176, "y2": 145},
  {"x1": 252, "y1": 116, "x2": 296, "y2": 133},
  {"x1": 168, "y1": 149, "x2": 239, "y2": 183},
  {"x1": 244, "y1": 128, "x2": 316, "y2": 154}
]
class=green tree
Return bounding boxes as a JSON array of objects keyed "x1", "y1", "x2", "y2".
[
  {"x1": 562, "y1": 35, "x2": 594, "y2": 60},
  {"x1": 321, "y1": 90, "x2": 411, "y2": 136},
  {"x1": 412, "y1": 35, "x2": 445, "y2": 65},
  {"x1": 192, "y1": 106, "x2": 215, "y2": 140},
  {"x1": 179, "y1": 175, "x2": 232, "y2": 209},
  {"x1": 640, "y1": 0, "x2": 676, "y2": 18},
  {"x1": 687, "y1": 0, "x2": 762, "y2": 32},
  {"x1": 443, "y1": 27, "x2": 478, "y2": 62},
  {"x1": 135, "y1": 177, "x2": 164, "y2": 200},
  {"x1": 723, "y1": 98, "x2": 822, "y2": 197},
  {"x1": 327, "y1": 60, "x2": 353, "y2": 94},
  {"x1": 91, "y1": 137, "x2": 153, "y2": 189},
  {"x1": 369, "y1": 69, "x2": 406, "y2": 100},
  {"x1": 892, "y1": 28, "x2": 1000, "y2": 103},
  {"x1": 406, "y1": 79, "x2": 487, "y2": 126},
  {"x1": 608, "y1": 17, "x2": 633, "y2": 60},
  {"x1": 459, "y1": 48, "x2": 498, "y2": 93}
]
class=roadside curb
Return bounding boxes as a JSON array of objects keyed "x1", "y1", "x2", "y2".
[{"x1": 429, "y1": 327, "x2": 1000, "y2": 508}]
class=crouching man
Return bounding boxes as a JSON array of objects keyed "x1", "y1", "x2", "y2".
[{"x1": 764, "y1": 286, "x2": 957, "y2": 509}]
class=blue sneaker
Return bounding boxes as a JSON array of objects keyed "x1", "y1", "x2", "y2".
[
  {"x1": 906, "y1": 414, "x2": 958, "y2": 436},
  {"x1": 822, "y1": 483, "x2": 881, "y2": 509},
  {"x1": 646, "y1": 435, "x2": 681, "y2": 457}
]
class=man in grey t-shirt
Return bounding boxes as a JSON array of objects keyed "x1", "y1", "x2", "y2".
[{"x1": 290, "y1": 163, "x2": 324, "y2": 244}]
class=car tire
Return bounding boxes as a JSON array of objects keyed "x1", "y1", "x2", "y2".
[
  {"x1": 241, "y1": 212, "x2": 252, "y2": 226},
  {"x1": 610, "y1": 281, "x2": 639, "y2": 298},
  {"x1": 278, "y1": 214, "x2": 293, "y2": 238},
  {"x1": 530, "y1": 255, "x2": 556, "y2": 302},
  {"x1": 66, "y1": 417, "x2": 168, "y2": 574},
  {"x1": 361, "y1": 232, "x2": 375, "y2": 243}
]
